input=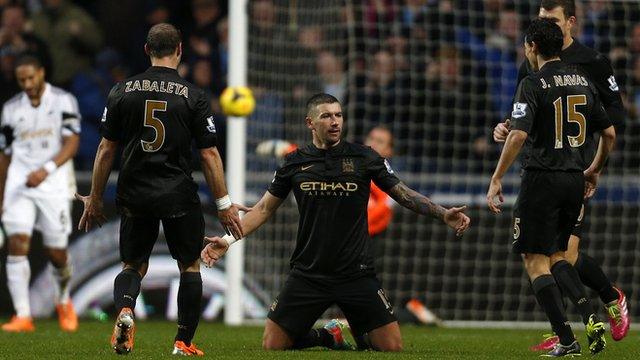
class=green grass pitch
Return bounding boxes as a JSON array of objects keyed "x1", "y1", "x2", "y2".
[{"x1": 1, "y1": 320, "x2": 638, "y2": 359}]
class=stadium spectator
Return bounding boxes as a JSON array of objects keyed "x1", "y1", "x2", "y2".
[
  {"x1": 631, "y1": 56, "x2": 640, "y2": 120},
  {"x1": 316, "y1": 50, "x2": 345, "y2": 103},
  {"x1": 30, "y1": 0, "x2": 103, "y2": 88},
  {"x1": 128, "y1": 1, "x2": 170, "y2": 74},
  {"x1": 422, "y1": 46, "x2": 492, "y2": 172},
  {"x1": 629, "y1": 23, "x2": 640, "y2": 57},
  {"x1": 216, "y1": 17, "x2": 229, "y2": 82},
  {"x1": 0, "y1": 4, "x2": 51, "y2": 104}
]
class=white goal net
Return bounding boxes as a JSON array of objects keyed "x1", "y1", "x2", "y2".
[{"x1": 241, "y1": 0, "x2": 640, "y2": 323}]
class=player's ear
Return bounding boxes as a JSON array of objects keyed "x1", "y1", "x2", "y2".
[
  {"x1": 305, "y1": 116, "x2": 313, "y2": 129},
  {"x1": 144, "y1": 43, "x2": 150, "y2": 56},
  {"x1": 176, "y1": 42, "x2": 183, "y2": 58}
]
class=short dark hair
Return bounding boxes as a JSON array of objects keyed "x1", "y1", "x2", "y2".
[
  {"x1": 15, "y1": 55, "x2": 44, "y2": 70},
  {"x1": 525, "y1": 18, "x2": 564, "y2": 60},
  {"x1": 146, "y1": 23, "x2": 181, "y2": 58},
  {"x1": 541, "y1": 0, "x2": 576, "y2": 19},
  {"x1": 305, "y1": 93, "x2": 340, "y2": 117}
]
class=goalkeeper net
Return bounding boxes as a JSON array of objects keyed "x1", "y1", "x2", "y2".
[{"x1": 242, "y1": 0, "x2": 640, "y2": 323}]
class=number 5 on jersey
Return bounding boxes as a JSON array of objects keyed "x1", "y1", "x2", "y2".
[{"x1": 141, "y1": 100, "x2": 167, "y2": 152}]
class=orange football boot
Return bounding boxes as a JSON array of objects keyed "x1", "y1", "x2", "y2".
[
  {"x1": 172, "y1": 341, "x2": 204, "y2": 356},
  {"x1": 111, "y1": 308, "x2": 135, "y2": 355},
  {"x1": 1, "y1": 316, "x2": 35, "y2": 332},
  {"x1": 56, "y1": 303, "x2": 78, "y2": 332}
]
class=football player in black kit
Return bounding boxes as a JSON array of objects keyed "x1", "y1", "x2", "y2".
[
  {"x1": 492, "y1": 0, "x2": 629, "y2": 350},
  {"x1": 201, "y1": 93, "x2": 471, "y2": 352},
  {"x1": 76, "y1": 24, "x2": 245, "y2": 356},
  {"x1": 487, "y1": 19, "x2": 615, "y2": 357}
]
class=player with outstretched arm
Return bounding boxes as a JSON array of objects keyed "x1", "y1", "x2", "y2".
[{"x1": 202, "y1": 93, "x2": 470, "y2": 352}]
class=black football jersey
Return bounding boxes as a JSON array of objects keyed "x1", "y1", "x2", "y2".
[
  {"x1": 516, "y1": 39, "x2": 623, "y2": 126},
  {"x1": 510, "y1": 60, "x2": 611, "y2": 172},
  {"x1": 515, "y1": 39, "x2": 624, "y2": 163},
  {"x1": 100, "y1": 66, "x2": 217, "y2": 218},
  {"x1": 268, "y1": 141, "x2": 400, "y2": 280}
]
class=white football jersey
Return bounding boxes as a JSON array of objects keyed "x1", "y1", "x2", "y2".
[{"x1": 0, "y1": 83, "x2": 81, "y2": 198}]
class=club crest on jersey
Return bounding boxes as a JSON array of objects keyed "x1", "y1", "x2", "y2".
[
  {"x1": 608, "y1": 75, "x2": 619, "y2": 92},
  {"x1": 511, "y1": 102, "x2": 527, "y2": 119},
  {"x1": 342, "y1": 158, "x2": 355, "y2": 173},
  {"x1": 384, "y1": 159, "x2": 394, "y2": 174},
  {"x1": 206, "y1": 116, "x2": 216, "y2": 133},
  {"x1": 101, "y1": 107, "x2": 108, "y2": 122}
]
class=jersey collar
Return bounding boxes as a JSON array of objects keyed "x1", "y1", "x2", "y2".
[
  {"x1": 303, "y1": 140, "x2": 346, "y2": 157},
  {"x1": 146, "y1": 66, "x2": 179, "y2": 74}
]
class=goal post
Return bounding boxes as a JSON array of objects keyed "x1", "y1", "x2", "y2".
[{"x1": 224, "y1": 0, "x2": 249, "y2": 326}]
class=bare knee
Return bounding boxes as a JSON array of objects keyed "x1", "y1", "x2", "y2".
[
  {"x1": 178, "y1": 260, "x2": 200, "y2": 273},
  {"x1": 368, "y1": 322, "x2": 403, "y2": 352},
  {"x1": 376, "y1": 337, "x2": 403, "y2": 352},
  {"x1": 262, "y1": 320, "x2": 293, "y2": 350},
  {"x1": 262, "y1": 333, "x2": 290, "y2": 351},
  {"x1": 8, "y1": 234, "x2": 30, "y2": 255},
  {"x1": 523, "y1": 253, "x2": 551, "y2": 280},
  {"x1": 46, "y1": 248, "x2": 68, "y2": 267}
]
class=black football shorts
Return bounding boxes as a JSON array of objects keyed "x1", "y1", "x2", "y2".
[
  {"x1": 119, "y1": 206, "x2": 204, "y2": 264},
  {"x1": 571, "y1": 199, "x2": 588, "y2": 238},
  {"x1": 512, "y1": 170, "x2": 584, "y2": 256},
  {"x1": 267, "y1": 274, "x2": 396, "y2": 339}
]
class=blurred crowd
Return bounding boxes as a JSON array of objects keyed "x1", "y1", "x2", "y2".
[{"x1": 0, "y1": 0, "x2": 639, "y2": 174}]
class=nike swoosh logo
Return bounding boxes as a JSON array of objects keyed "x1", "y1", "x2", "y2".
[{"x1": 301, "y1": 165, "x2": 314, "y2": 171}]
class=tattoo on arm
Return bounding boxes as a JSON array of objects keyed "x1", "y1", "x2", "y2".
[{"x1": 388, "y1": 182, "x2": 445, "y2": 221}]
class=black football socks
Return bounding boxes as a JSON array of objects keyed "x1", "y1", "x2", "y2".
[
  {"x1": 551, "y1": 260, "x2": 596, "y2": 324},
  {"x1": 574, "y1": 253, "x2": 619, "y2": 304},
  {"x1": 175, "y1": 272, "x2": 203, "y2": 346},
  {"x1": 113, "y1": 268, "x2": 142, "y2": 313},
  {"x1": 532, "y1": 275, "x2": 574, "y2": 346}
]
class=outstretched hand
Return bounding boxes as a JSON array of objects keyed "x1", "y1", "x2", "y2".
[
  {"x1": 75, "y1": 193, "x2": 107, "y2": 232},
  {"x1": 201, "y1": 236, "x2": 230, "y2": 267},
  {"x1": 218, "y1": 203, "x2": 252, "y2": 239},
  {"x1": 444, "y1": 205, "x2": 471, "y2": 237}
]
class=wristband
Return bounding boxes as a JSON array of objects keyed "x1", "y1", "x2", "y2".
[
  {"x1": 215, "y1": 195, "x2": 232, "y2": 210},
  {"x1": 221, "y1": 234, "x2": 237, "y2": 247},
  {"x1": 43, "y1": 161, "x2": 57, "y2": 174}
]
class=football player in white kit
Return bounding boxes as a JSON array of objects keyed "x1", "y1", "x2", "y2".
[{"x1": 0, "y1": 56, "x2": 80, "y2": 332}]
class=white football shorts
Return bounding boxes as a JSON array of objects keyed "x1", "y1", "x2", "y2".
[{"x1": 2, "y1": 193, "x2": 71, "y2": 248}]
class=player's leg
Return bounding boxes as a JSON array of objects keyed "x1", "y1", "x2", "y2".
[
  {"x1": 111, "y1": 214, "x2": 159, "y2": 354},
  {"x1": 337, "y1": 276, "x2": 402, "y2": 352},
  {"x1": 523, "y1": 253, "x2": 579, "y2": 354},
  {"x1": 2, "y1": 195, "x2": 37, "y2": 332},
  {"x1": 567, "y1": 209, "x2": 629, "y2": 341},
  {"x1": 36, "y1": 196, "x2": 77, "y2": 331},
  {"x1": 263, "y1": 275, "x2": 333, "y2": 350},
  {"x1": 514, "y1": 172, "x2": 579, "y2": 356},
  {"x1": 568, "y1": 204, "x2": 620, "y2": 306},
  {"x1": 163, "y1": 207, "x2": 205, "y2": 355}
]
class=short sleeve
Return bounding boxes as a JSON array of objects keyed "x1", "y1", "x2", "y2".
[
  {"x1": 192, "y1": 90, "x2": 217, "y2": 149},
  {"x1": 60, "y1": 93, "x2": 82, "y2": 137},
  {"x1": 510, "y1": 77, "x2": 538, "y2": 134},
  {"x1": 267, "y1": 163, "x2": 293, "y2": 199},
  {"x1": 590, "y1": 95, "x2": 612, "y2": 132},
  {"x1": 585, "y1": 55, "x2": 625, "y2": 127},
  {"x1": 367, "y1": 149, "x2": 400, "y2": 191},
  {"x1": 100, "y1": 84, "x2": 122, "y2": 141}
]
